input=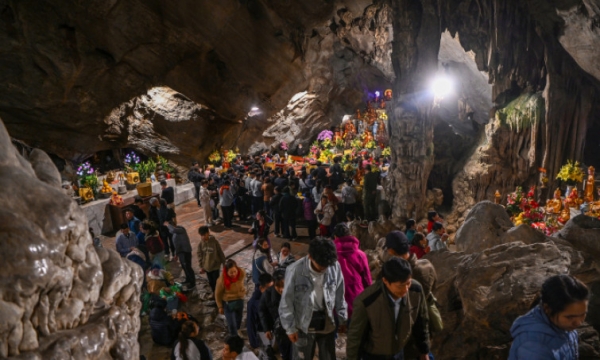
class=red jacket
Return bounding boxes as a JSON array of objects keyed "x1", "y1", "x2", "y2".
[
  {"x1": 334, "y1": 235, "x2": 372, "y2": 318},
  {"x1": 410, "y1": 245, "x2": 426, "y2": 260}
]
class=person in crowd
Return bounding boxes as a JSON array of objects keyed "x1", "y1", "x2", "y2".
[
  {"x1": 197, "y1": 226, "x2": 226, "y2": 293},
  {"x1": 298, "y1": 172, "x2": 310, "y2": 193},
  {"x1": 156, "y1": 198, "x2": 176, "y2": 261},
  {"x1": 315, "y1": 161, "x2": 328, "y2": 183},
  {"x1": 312, "y1": 179, "x2": 324, "y2": 205},
  {"x1": 126, "y1": 246, "x2": 148, "y2": 272},
  {"x1": 509, "y1": 274, "x2": 589, "y2": 360},
  {"x1": 252, "y1": 239, "x2": 276, "y2": 292},
  {"x1": 345, "y1": 212, "x2": 357, "y2": 228},
  {"x1": 216, "y1": 259, "x2": 247, "y2": 337},
  {"x1": 143, "y1": 222, "x2": 165, "y2": 266},
  {"x1": 270, "y1": 186, "x2": 283, "y2": 237},
  {"x1": 341, "y1": 179, "x2": 358, "y2": 216},
  {"x1": 160, "y1": 180, "x2": 175, "y2": 210},
  {"x1": 222, "y1": 335, "x2": 259, "y2": 360},
  {"x1": 426, "y1": 211, "x2": 442, "y2": 234},
  {"x1": 329, "y1": 156, "x2": 343, "y2": 190},
  {"x1": 90, "y1": 227, "x2": 102, "y2": 248},
  {"x1": 199, "y1": 180, "x2": 213, "y2": 226},
  {"x1": 410, "y1": 232, "x2": 430, "y2": 260},
  {"x1": 276, "y1": 242, "x2": 296, "y2": 271},
  {"x1": 188, "y1": 163, "x2": 204, "y2": 207},
  {"x1": 262, "y1": 177, "x2": 274, "y2": 215},
  {"x1": 149, "y1": 197, "x2": 161, "y2": 225},
  {"x1": 346, "y1": 257, "x2": 431, "y2": 360},
  {"x1": 315, "y1": 195, "x2": 335, "y2": 238},
  {"x1": 363, "y1": 164, "x2": 379, "y2": 221},
  {"x1": 303, "y1": 191, "x2": 318, "y2": 240},
  {"x1": 220, "y1": 180, "x2": 235, "y2": 229},
  {"x1": 131, "y1": 196, "x2": 147, "y2": 222},
  {"x1": 333, "y1": 223, "x2": 372, "y2": 319},
  {"x1": 171, "y1": 320, "x2": 212, "y2": 360},
  {"x1": 279, "y1": 186, "x2": 298, "y2": 240},
  {"x1": 279, "y1": 237, "x2": 348, "y2": 360},
  {"x1": 426, "y1": 222, "x2": 448, "y2": 251},
  {"x1": 235, "y1": 177, "x2": 250, "y2": 221},
  {"x1": 146, "y1": 264, "x2": 175, "y2": 295},
  {"x1": 248, "y1": 210, "x2": 271, "y2": 247},
  {"x1": 207, "y1": 177, "x2": 220, "y2": 222},
  {"x1": 251, "y1": 171, "x2": 264, "y2": 217},
  {"x1": 125, "y1": 209, "x2": 141, "y2": 236},
  {"x1": 116, "y1": 223, "x2": 138, "y2": 257},
  {"x1": 260, "y1": 270, "x2": 292, "y2": 360},
  {"x1": 165, "y1": 222, "x2": 196, "y2": 290},
  {"x1": 274, "y1": 170, "x2": 288, "y2": 188},
  {"x1": 405, "y1": 219, "x2": 417, "y2": 242},
  {"x1": 247, "y1": 273, "x2": 274, "y2": 350},
  {"x1": 149, "y1": 298, "x2": 179, "y2": 347}
]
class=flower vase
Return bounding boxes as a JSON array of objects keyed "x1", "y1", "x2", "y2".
[{"x1": 565, "y1": 185, "x2": 574, "y2": 198}]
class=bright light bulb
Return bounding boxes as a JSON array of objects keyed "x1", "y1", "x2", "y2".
[
  {"x1": 375, "y1": 91, "x2": 380, "y2": 97},
  {"x1": 251, "y1": 107, "x2": 259, "y2": 111},
  {"x1": 430, "y1": 76, "x2": 453, "y2": 99}
]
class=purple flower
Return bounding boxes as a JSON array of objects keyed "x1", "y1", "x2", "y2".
[{"x1": 317, "y1": 130, "x2": 333, "y2": 141}]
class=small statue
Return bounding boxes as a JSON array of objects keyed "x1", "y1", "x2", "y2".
[
  {"x1": 109, "y1": 191, "x2": 123, "y2": 206},
  {"x1": 106, "y1": 170, "x2": 116, "y2": 183},
  {"x1": 355, "y1": 109, "x2": 361, "y2": 120},
  {"x1": 494, "y1": 190, "x2": 501, "y2": 204},
  {"x1": 565, "y1": 188, "x2": 583, "y2": 208},
  {"x1": 363, "y1": 130, "x2": 374, "y2": 147},
  {"x1": 384, "y1": 89, "x2": 392, "y2": 100},
  {"x1": 333, "y1": 127, "x2": 343, "y2": 143},
  {"x1": 343, "y1": 121, "x2": 356, "y2": 139},
  {"x1": 546, "y1": 188, "x2": 563, "y2": 214},
  {"x1": 559, "y1": 201, "x2": 571, "y2": 224},
  {"x1": 585, "y1": 166, "x2": 595, "y2": 203}
]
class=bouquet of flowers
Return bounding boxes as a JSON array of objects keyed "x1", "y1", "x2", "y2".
[
  {"x1": 506, "y1": 186, "x2": 526, "y2": 216},
  {"x1": 556, "y1": 160, "x2": 584, "y2": 185},
  {"x1": 382, "y1": 147, "x2": 391, "y2": 157},
  {"x1": 77, "y1": 161, "x2": 98, "y2": 194},
  {"x1": 280, "y1": 141, "x2": 288, "y2": 151},
  {"x1": 310, "y1": 144, "x2": 319, "y2": 158},
  {"x1": 208, "y1": 150, "x2": 221, "y2": 165},
  {"x1": 335, "y1": 138, "x2": 344, "y2": 149},
  {"x1": 317, "y1": 130, "x2": 333, "y2": 141},
  {"x1": 124, "y1": 152, "x2": 140, "y2": 171},
  {"x1": 365, "y1": 140, "x2": 377, "y2": 150},
  {"x1": 350, "y1": 139, "x2": 363, "y2": 151},
  {"x1": 225, "y1": 150, "x2": 237, "y2": 163}
]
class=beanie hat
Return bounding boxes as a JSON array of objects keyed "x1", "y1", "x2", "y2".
[{"x1": 385, "y1": 230, "x2": 410, "y2": 255}]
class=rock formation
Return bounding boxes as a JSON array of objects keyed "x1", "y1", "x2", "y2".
[
  {"x1": 0, "y1": 117, "x2": 142, "y2": 359},
  {"x1": 426, "y1": 202, "x2": 600, "y2": 359}
]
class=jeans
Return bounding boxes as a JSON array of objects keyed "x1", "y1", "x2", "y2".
[
  {"x1": 160, "y1": 230, "x2": 175, "y2": 257},
  {"x1": 252, "y1": 197, "x2": 264, "y2": 216},
  {"x1": 282, "y1": 217, "x2": 297, "y2": 239},
  {"x1": 273, "y1": 214, "x2": 282, "y2": 235},
  {"x1": 206, "y1": 269, "x2": 220, "y2": 292},
  {"x1": 293, "y1": 330, "x2": 336, "y2": 360},
  {"x1": 307, "y1": 219, "x2": 317, "y2": 239},
  {"x1": 277, "y1": 333, "x2": 293, "y2": 360},
  {"x1": 224, "y1": 299, "x2": 244, "y2": 336},
  {"x1": 222, "y1": 205, "x2": 233, "y2": 227},
  {"x1": 194, "y1": 183, "x2": 201, "y2": 205},
  {"x1": 178, "y1": 252, "x2": 196, "y2": 287}
]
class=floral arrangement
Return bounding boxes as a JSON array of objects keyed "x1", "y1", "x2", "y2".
[
  {"x1": 208, "y1": 150, "x2": 222, "y2": 165},
  {"x1": 157, "y1": 156, "x2": 174, "y2": 175},
  {"x1": 365, "y1": 140, "x2": 377, "y2": 149},
  {"x1": 335, "y1": 138, "x2": 345, "y2": 149},
  {"x1": 124, "y1": 152, "x2": 140, "y2": 171},
  {"x1": 556, "y1": 160, "x2": 584, "y2": 185},
  {"x1": 506, "y1": 186, "x2": 526, "y2": 216},
  {"x1": 317, "y1": 130, "x2": 333, "y2": 141},
  {"x1": 224, "y1": 150, "x2": 237, "y2": 163},
  {"x1": 310, "y1": 145, "x2": 319, "y2": 158},
  {"x1": 77, "y1": 161, "x2": 98, "y2": 195},
  {"x1": 382, "y1": 147, "x2": 391, "y2": 156},
  {"x1": 138, "y1": 158, "x2": 156, "y2": 183},
  {"x1": 350, "y1": 138, "x2": 363, "y2": 151},
  {"x1": 318, "y1": 149, "x2": 334, "y2": 163},
  {"x1": 279, "y1": 141, "x2": 288, "y2": 151}
]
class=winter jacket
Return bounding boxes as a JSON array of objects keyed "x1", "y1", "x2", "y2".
[
  {"x1": 406, "y1": 229, "x2": 416, "y2": 242},
  {"x1": 407, "y1": 253, "x2": 437, "y2": 298},
  {"x1": 276, "y1": 252, "x2": 296, "y2": 271},
  {"x1": 509, "y1": 305, "x2": 580, "y2": 360},
  {"x1": 215, "y1": 268, "x2": 247, "y2": 310},
  {"x1": 303, "y1": 198, "x2": 316, "y2": 221},
  {"x1": 410, "y1": 244, "x2": 427, "y2": 259},
  {"x1": 250, "y1": 220, "x2": 270, "y2": 241},
  {"x1": 146, "y1": 235, "x2": 165, "y2": 255},
  {"x1": 279, "y1": 193, "x2": 297, "y2": 220},
  {"x1": 161, "y1": 186, "x2": 175, "y2": 205},
  {"x1": 130, "y1": 204, "x2": 147, "y2": 222},
  {"x1": 426, "y1": 232, "x2": 447, "y2": 251},
  {"x1": 346, "y1": 280, "x2": 430, "y2": 360},
  {"x1": 116, "y1": 232, "x2": 138, "y2": 257},
  {"x1": 315, "y1": 202, "x2": 335, "y2": 226},
  {"x1": 147, "y1": 269, "x2": 174, "y2": 295},
  {"x1": 334, "y1": 235, "x2": 372, "y2": 318},
  {"x1": 150, "y1": 307, "x2": 179, "y2": 346},
  {"x1": 341, "y1": 185, "x2": 358, "y2": 204},
  {"x1": 219, "y1": 186, "x2": 234, "y2": 207},
  {"x1": 251, "y1": 179, "x2": 263, "y2": 197},
  {"x1": 279, "y1": 256, "x2": 347, "y2": 335},
  {"x1": 197, "y1": 236, "x2": 225, "y2": 272},
  {"x1": 269, "y1": 193, "x2": 283, "y2": 214},
  {"x1": 128, "y1": 216, "x2": 141, "y2": 235},
  {"x1": 252, "y1": 250, "x2": 274, "y2": 284},
  {"x1": 166, "y1": 224, "x2": 192, "y2": 254},
  {"x1": 259, "y1": 286, "x2": 282, "y2": 332},
  {"x1": 199, "y1": 186, "x2": 211, "y2": 204},
  {"x1": 262, "y1": 183, "x2": 274, "y2": 202}
]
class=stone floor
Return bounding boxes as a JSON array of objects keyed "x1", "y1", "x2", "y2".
[{"x1": 102, "y1": 201, "x2": 353, "y2": 359}]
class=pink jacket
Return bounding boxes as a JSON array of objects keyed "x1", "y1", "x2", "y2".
[{"x1": 334, "y1": 235, "x2": 372, "y2": 318}]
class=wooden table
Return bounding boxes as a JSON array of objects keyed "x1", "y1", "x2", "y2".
[{"x1": 108, "y1": 193, "x2": 159, "y2": 230}]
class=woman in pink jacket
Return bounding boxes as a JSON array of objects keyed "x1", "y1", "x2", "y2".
[{"x1": 332, "y1": 223, "x2": 372, "y2": 319}]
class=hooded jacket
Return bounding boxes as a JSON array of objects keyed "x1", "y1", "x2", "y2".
[
  {"x1": 509, "y1": 305, "x2": 580, "y2": 360},
  {"x1": 334, "y1": 235, "x2": 372, "y2": 318}
]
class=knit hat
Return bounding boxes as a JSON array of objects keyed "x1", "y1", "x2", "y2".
[{"x1": 385, "y1": 230, "x2": 410, "y2": 255}]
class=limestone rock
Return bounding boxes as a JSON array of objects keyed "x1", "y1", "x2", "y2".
[
  {"x1": 0, "y1": 117, "x2": 141, "y2": 359},
  {"x1": 558, "y1": 215, "x2": 600, "y2": 259},
  {"x1": 454, "y1": 201, "x2": 513, "y2": 253}
]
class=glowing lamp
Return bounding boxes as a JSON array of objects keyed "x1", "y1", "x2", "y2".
[{"x1": 430, "y1": 76, "x2": 453, "y2": 99}]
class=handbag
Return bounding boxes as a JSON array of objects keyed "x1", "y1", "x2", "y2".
[
  {"x1": 308, "y1": 311, "x2": 327, "y2": 332},
  {"x1": 427, "y1": 293, "x2": 443, "y2": 332}
]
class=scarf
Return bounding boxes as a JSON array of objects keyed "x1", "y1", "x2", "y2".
[
  {"x1": 223, "y1": 266, "x2": 240, "y2": 290},
  {"x1": 219, "y1": 185, "x2": 230, "y2": 195}
]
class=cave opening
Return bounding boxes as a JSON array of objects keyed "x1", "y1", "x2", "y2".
[{"x1": 427, "y1": 31, "x2": 493, "y2": 210}]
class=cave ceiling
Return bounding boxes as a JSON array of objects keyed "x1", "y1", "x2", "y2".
[{"x1": 1, "y1": 0, "x2": 599, "y2": 164}]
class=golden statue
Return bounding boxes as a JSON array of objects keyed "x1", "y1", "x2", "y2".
[
  {"x1": 363, "y1": 130, "x2": 374, "y2": 147},
  {"x1": 565, "y1": 188, "x2": 583, "y2": 208},
  {"x1": 546, "y1": 188, "x2": 562, "y2": 214},
  {"x1": 106, "y1": 171, "x2": 116, "y2": 183},
  {"x1": 333, "y1": 127, "x2": 343, "y2": 143},
  {"x1": 343, "y1": 121, "x2": 356, "y2": 139},
  {"x1": 559, "y1": 201, "x2": 571, "y2": 224},
  {"x1": 109, "y1": 191, "x2": 123, "y2": 206},
  {"x1": 384, "y1": 89, "x2": 392, "y2": 100},
  {"x1": 494, "y1": 190, "x2": 501, "y2": 204},
  {"x1": 585, "y1": 166, "x2": 595, "y2": 203},
  {"x1": 355, "y1": 109, "x2": 361, "y2": 120},
  {"x1": 78, "y1": 187, "x2": 94, "y2": 202}
]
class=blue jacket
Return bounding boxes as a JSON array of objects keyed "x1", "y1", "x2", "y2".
[{"x1": 509, "y1": 305, "x2": 579, "y2": 360}]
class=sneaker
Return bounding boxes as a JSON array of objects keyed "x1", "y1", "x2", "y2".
[{"x1": 169, "y1": 254, "x2": 174, "y2": 262}]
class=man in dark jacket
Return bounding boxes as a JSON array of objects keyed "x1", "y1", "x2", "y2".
[
  {"x1": 247, "y1": 273, "x2": 274, "y2": 349},
  {"x1": 188, "y1": 163, "x2": 204, "y2": 207},
  {"x1": 165, "y1": 222, "x2": 195, "y2": 290},
  {"x1": 149, "y1": 298, "x2": 180, "y2": 346},
  {"x1": 260, "y1": 270, "x2": 292, "y2": 360},
  {"x1": 130, "y1": 196, "x2": 147, "y2": 222},
  {"x1": 347, "y1": 257, "x2": 430, "y2": 360},
  {"x1": 279, "y1": 187, "x2": 298, "y2": 240},
  {"x1": 362, "y1": 164, "x2": 379, "y2": 221},
  {"x1": 160, "y1": 180, "x2": 175, "y2": 209},
  {"x1": 269, "y1": 186, "x2": 283, "y2": 237}
]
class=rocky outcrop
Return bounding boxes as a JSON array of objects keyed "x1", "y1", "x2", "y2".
[{"x1": 0, "y1": 117, "x2": 141, "y2": 358}]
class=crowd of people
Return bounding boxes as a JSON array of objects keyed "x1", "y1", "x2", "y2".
[{"x1": 103, "y1": 154, "x2": 590, "y2": 360}]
